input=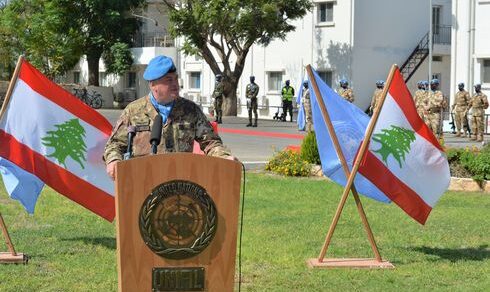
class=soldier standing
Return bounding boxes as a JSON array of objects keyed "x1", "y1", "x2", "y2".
[
  {"x1": 212, "y1": 74, "x2": 224, "y2": 124},
  {"x1": 467, "y1": 84, "x2": 489, "y2": 142},
  {"x1": 338, "y1": 79, "x2": 354, "y2": 103},
  {"x1": 245, "y1": 76, "x2": 259, "y2": 127},
  {"x1": 104, "y1": 55, "x2": 235, "y2": 180},
  {"x1": 451, "y1": 83, "x2": 471, "y2": 137},
  {"x1": 281, "y1": 80, "x2": 294, "y2": 122},
  {"x1": 413, "y1": 81, "x2": 428, "y2": 123},
  {"x1": 302, "y1": 80, "x2": 313, "y2": 132},
  {"x1": 369, "y1": 80, "x2": 384, "y2": 115},
  {"x1": 426, "y1": 79, "x2": 445, "y2": 139}
]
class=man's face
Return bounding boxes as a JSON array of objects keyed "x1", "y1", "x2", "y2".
[{"x1": 150, "y1": 72, "x2": 179, "y2": 104}]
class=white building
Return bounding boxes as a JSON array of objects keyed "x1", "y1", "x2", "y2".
[
  {"x1": 178, "y1": 0, "x2": 452, "y2": 118},
  {"x1": 66, "y1": 0, "x2": 455, "y2": 119},
  {"x1": 450, "y1": 0, "x2": 490, "y2": 117}
]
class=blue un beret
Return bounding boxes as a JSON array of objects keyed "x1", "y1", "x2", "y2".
[{"x1": 143, "y1": 55, "x2": 176, "y2": 81}]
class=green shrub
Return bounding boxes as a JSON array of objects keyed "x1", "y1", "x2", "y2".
[
  {"x1": 300, "y1": 131, "x2": 320, "y2": 165},
  {"x1": 265, "y1": 150, "x2": 311, "y2": 177},
  {"x1": 461, "y1": 151, "x2": 490, "y2": 183}
]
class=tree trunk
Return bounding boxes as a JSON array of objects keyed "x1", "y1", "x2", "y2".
[
  {"x1": 222, "y1": 79, "x2": 238, "y2": 116},
  {"x1": 87, "y1": 54, "x2": 100, "y2": 86}
]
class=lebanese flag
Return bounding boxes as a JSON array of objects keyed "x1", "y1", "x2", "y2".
[
  {"x1": 0, "y1": 58, "x2": 115, "y2": 221},
  {"x1": 358, "y1": 69, "x2": 450, "y2": 225}
]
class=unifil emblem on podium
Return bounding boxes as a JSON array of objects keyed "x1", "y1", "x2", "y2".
[{"x1": 115, "y1": 153, "x2": 241, "y2": 292}]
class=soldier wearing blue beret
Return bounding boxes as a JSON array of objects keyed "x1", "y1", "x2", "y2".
[{"x1": 104, "y1": 55, "x2": 236, "y2": 179}]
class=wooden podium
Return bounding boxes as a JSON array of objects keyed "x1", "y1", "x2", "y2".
[{"x1": 115, "y1": 153, "x2": 241, "y2": 292}]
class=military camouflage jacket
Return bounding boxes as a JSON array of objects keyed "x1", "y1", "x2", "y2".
[
  {"x1": 104, "y1": 96, "x2": 232, "y2": 163},
  {"x1": 427, "y1": 90, "x2": 444, "y2": 111},
  {"x1": 414, "y1": 89, "x2": 428, "y2": 109},
  {"x1": 339, "y1": 88, "x2": 354, "y2": 103},
  {"x1": 370, "y1": 88, "x2": 383, "y2": 110},
  {"x1": 212, "y1": 81, "x2": 224, "y2": 99},
  {"x1": 453, "y1": 90, "x2": 470, "y2": 111},
  {"x1": 469, "y1": 92, "x2": 489, "y2": 116},
  {"x1": 246, "y1": 83, "x2": 259, "y2": 99}
]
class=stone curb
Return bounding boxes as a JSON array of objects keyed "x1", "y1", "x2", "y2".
[{"x1": 310, "y1": 165, "x2": 489, "y2": 193}]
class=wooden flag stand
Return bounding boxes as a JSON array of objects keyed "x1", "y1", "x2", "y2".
[
  {"x1": 0, "y1": 56, "x2": 29, "y2": 264},
  {"x1": 0, "y1": 213, "x2": 27, "y2": 264},
  {"x1": 305, "y1": 65, "x2": 397, "y2": 269}
]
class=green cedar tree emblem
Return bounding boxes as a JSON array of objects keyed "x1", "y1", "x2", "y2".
[
  {"x1": 41, "y1": 119, "x2": 87, "y2": 169},
  {"x1": 372, "y1": 125, "x2": 416, "y2": 168}
]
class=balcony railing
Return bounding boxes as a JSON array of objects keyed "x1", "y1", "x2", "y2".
[
  {"x1": 132, "y1": 32, "x2": 175, "y2": 48},
  {"x1": 433, "y1": 25, "x2": 451, "y2": 45}
]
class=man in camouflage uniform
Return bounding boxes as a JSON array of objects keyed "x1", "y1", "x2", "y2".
[
  {"x1": 369, "y1": 80, "x2": 384, "y2": 115},
  {"x1": 338, "y1": 79, "x2": 354, "y2": 103},
  {"x1": 467, "y1": 84, "x2": 489, "y2": 142},
  {"x1": 212, "y1": 74, "x2": 224, "y2": 124},
  {"x1": 413, "y1": 81, "x2": 429, "y2": 125},
  {"x1": 104, "y1": 55, "x2": 234, "y2": 180},
  {"x1": 245, "y1": 76, "x2": 259, "y2": 127},
  {"x1": 425, "y1": 79, "x2": 445, "y2": 139},
  {"x1": 301, "y1": 80, "x2": 313, "y2": 132},
  {"x1": 451, "y1": 83, "x2": 471, "y2": 137}
]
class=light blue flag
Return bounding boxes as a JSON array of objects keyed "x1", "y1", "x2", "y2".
[
  {"x1": 0, "y1": 157, "x2": 44, "y2": 213},
  {"x1": 308, "y1": 68, "x2": 390, "y2": 203},
  {"x1": 296, "y1": 80, "x2": 305, "y2": 131}
]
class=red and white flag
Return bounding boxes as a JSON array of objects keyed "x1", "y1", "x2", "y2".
[
  {"x1": 358, "y1": 68, "x2": 450, "y2": 224},
  {"x1": 0, "y1": 58, "x2": 115, "y2": 221}
]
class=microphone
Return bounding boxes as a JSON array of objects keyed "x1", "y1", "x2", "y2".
[
  {"x1": 123, "y1": 125, "x2": 136, "y2": 160},
  {"x1": 150, "y1": 115, "x2": 163, "y2": 154}
]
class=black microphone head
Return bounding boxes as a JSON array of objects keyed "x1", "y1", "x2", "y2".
[
  {"x1": 150, "y1": 115, "x2": 163, "y2": 145},
  {"x1": 127, "y1": 125, "x2": 136, "y2": 136}
]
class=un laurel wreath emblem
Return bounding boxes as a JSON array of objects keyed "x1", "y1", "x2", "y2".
[{"x1": 139, "y1": 180, "x2": 217, "y2": 260}]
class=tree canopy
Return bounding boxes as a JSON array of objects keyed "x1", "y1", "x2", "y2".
[
  {"x1": 0, "y1": 0, "x2": 144, "y2": 83},
  {"x1": 163, "y1": 0, "x2": 311, "y2": 115}
]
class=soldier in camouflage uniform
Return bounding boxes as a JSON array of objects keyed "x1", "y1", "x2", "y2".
[
  {"x1": 451, "y1": 83, "x2": 471, "y2": 137},
  {"x1": 302, "y1": 80, "x2": 313, "y2": 132},
  {"x1": 338, "y1": 79, "x2": 354, "y2": 103},
  {"x1": 425, "y1": 79, "x2": 445, "y2": 139},
  {"x1": 245, "y1": 76, "x2": 259, "y2": 127},
  {"x1": 413, "y1": 81, "x2": 429, "y2": 125},
  {"x1": 467, "y1": 84, "x2": 489, "y2": 142},
  {"x1": 369, "y1": 80, "x2": 384, "y2": 115},
  {"x1": 104, "y1": 55, "x2": 234, "y2": 180},
  {"x1": 212, "y1": 74, "x2": 224, "y2": 124}
]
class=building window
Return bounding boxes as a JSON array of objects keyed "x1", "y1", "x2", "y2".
[
  {"x1": 483, "y1": 59, "x2": 490, "y2": 84},
  {"x1": 189, "y1": 72, "x2": 201, "y2": 89},
  {"x1": 267, "y1": 72, "x2": 283, "y2": 92},
  {"x1": 318, "y1": 71, "x2": 333, "y2": 87},
  {"x1": 127, "y1": 72, "x2": 136, "y2": 88},
  {"x1": 432, "y1": 6, "x2": 441, "y2": 35},
  {"x1": 318, "y1": 2, "x2": 334, "y2": 23},
  {"x1": 432, "y1": 56, "x2": 443, "y2": 62},
  {"x1": 73, "y1": 72, "x2": 80, "y2": 84}
]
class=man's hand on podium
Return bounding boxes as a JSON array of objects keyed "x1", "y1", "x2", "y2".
[{"x1": 106, "y1": 160, "x2": 118, "y2": 180}]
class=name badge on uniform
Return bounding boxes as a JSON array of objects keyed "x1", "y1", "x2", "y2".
[{"x1": 135, "y1": 124, "x2": 150, "y2": 132}]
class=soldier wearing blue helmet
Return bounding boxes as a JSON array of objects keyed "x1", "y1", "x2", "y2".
[
  {"x1": 426, "y1": 79, "x2": 445, "y2": 139},
  {"x1": 212, "y1": 74, "x2": 224, "y2": 124},
  {"x1": 245, "y1": 75, "x2": 259, "y2": 127},
  {"x1": 338, "y1": 79, "x2": 354, "y2": 103},
  {"x1": 414, "y1": 81, "x2": 428, "y2": 123},
  {"x1": 451, "y1": 82, "x2": 471, "y2": 137},
  {"x1": 467, "y1": 83, "x2": 489, "y2": 142},
  {"x1": 301, "y1": 80, "x2": 313, "y2": 132},
  {"x1": 369, "y1": 80, "x2": 384, "y2": 115},
  {"x1": 104, "y1": 55, "x2": 236, "y2": 179}
]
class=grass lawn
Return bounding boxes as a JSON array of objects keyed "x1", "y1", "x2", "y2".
[{"x1": 0, "y1": 173, "x2": 489, "y2": 291}]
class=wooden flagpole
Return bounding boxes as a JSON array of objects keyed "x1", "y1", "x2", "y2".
[
  {"x1": 0, "y1": 56, "x2": 24, "y2": 120},
  {"x1": 0, "y1": 55, "x2": 28, "y2": 264},
  {"x1": 306, "y1": 64, "x2": 396, "y2": 269}
]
